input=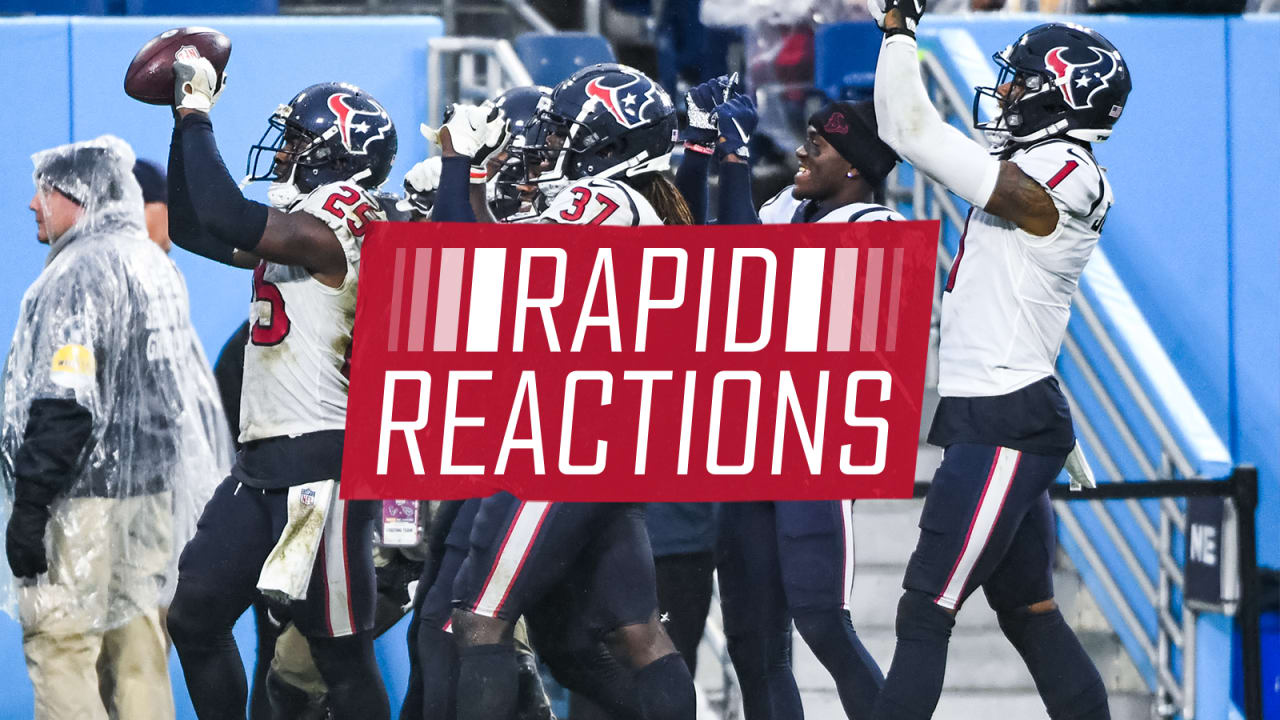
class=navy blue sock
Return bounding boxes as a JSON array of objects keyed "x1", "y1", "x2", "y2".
[
  {"x1": 417, "y1": 625, "x2": 459, "y2": 720},
  {"x1": 633, "y1": 653, "x2": 696, "y2": 720},
  {"x1": 871, "y1": 590, "x2": 955, "y2": 720},
  {"x1": 726, "y1": 630, "x2": 803, "y2": 720},
  {"x1": 540, "y1": 644, "x2": 643, "y2": 719},
  {"x1": 309, "y1": 632, "x2": 390, "y2": 720},
  {"x1": 793, "y1": 609, "x2": 884, "y2": 719},
  {"x1": 998, "y1": 608, "x2": 1110, "y2": 720},
  {"x1": 457, "y1": 643, "x2": 519, "y2": 720}
]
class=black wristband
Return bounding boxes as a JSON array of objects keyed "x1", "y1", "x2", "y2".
[{"x1": 884, "y1": 27, "x2": 916, "y2": 40}]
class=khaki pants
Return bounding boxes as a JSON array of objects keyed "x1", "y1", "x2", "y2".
[
  {"x1": 19, "y1": 495, "x2": 175, "y2": 720},
  {"x1": 271, "y1": 610, "x2": 538, "y2": 705}
]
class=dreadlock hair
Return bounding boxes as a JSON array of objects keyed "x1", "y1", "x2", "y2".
[{"x1": 624, "y1": 172, "x2": 694, "y2": 225}]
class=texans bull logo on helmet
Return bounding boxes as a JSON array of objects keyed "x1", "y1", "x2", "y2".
[
  {"x1": 1044, "y1": 45, "x2": 1121, "y2": 112},
  {"x1": 327, "y1": 93, "x2": 393, "y2": 155},
  {"x1": 584, "y1": 73, "x2": 667, "y2": 130}
]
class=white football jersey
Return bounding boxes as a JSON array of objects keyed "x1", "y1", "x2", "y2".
[
  {"x1": 758, "y1": 186, "x2": 903, "y2": 224},
  {"x1": 939, "y1": 139, "x2": 1113, "y2": 398},
  {"x1": 240, "y1": 181, "x2": 384, "y2": 442},
  {"x1": 538, "y1": 176, "x2": 664, "y2": 226}
]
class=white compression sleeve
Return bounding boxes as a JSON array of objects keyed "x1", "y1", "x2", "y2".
[{"x1": 874, "y1": 35, "x2": 1001, "y2": 209}]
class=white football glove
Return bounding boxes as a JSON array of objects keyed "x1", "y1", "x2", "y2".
[
  {"x1": 1065, "y1": 441, "x2": 1097, "y2": 491},
  {"x1": 398, "y1": 156, "x2": 443, "y2": 215},
  {"x1": 866, "y1": 0, "x2": 888, "y2": 30},
  {"x1": 404, "y1": 155, "x2": 443, "y2": 195},
  {"x1": 420, "y1": 102, "x2": 510, "y2": 168},
  {"x1": 174, "y1": 56, "x2": 226, "y2": 113}
]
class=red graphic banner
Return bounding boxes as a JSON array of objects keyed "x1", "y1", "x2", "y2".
[{"x1": 341, "y1": 220, "x2": 938, "y2": 501}]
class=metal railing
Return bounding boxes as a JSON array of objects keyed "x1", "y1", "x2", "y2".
[
  {"x1": 426, "y1": 36, "x2": 534, "y2": 143},
  {"x1": 886, "y1": 48, "x2": 1252, "y2": 719}
]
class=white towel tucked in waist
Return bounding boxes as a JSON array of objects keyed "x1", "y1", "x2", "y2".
[{"x1": 257, "y1": 479, "x2": 337, "y2": 603}]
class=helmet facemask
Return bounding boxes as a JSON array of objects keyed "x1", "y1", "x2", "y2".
[
  {"x1": 488, "y1": 143, "x2": 544, "y2": 222},
  {"x1": 246, "y1": 105, "x2": 352, "y2": 203},
  {"x1": 973, "y1": 51, "x2": 1068, "y2": 147},
  {"x1": 521, "y1": 101, "x2": 670, "y2": 193}
]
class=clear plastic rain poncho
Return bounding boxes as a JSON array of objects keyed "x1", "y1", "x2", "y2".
[{"x1": 0, "y1": 135, "x2": 232, "y2": 632}]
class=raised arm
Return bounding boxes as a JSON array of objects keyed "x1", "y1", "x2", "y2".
[
  {"x1": 872, "y1": 5, "x2": 1059, "y2": 236},
  {"x1": 677, "y1": 76, "x2": 738, "y2": 224},
  {"x1": 713, "y1": 95, "x2": 760, "y2": 225},
  {"x1": 170, "y1": 58, "x2": 346, "y2": 281},
  {"x1": 167, "y1": 122, "x2": 256, "y2": 268},
  {"x1": 176, "y1": 111, "x2": 347, "y2": 279},
  {"x1": 422, "y1": 103, "x2": 511, "y2": 223}
]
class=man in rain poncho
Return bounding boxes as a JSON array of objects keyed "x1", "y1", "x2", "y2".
[{"x1": 2, "y1": 135, "x2": 230, "y2": 720}]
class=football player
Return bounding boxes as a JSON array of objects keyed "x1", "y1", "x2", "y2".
[
  {"x1": 754, "y1": 100, "x2": 900, "y2": 223},
  {"x1": 404, "y1": 497, "x2": 555, "y2": 720},
  {"x1": 865, "y1": 5, "x2": 1130, "y2": 719},
  {"x1": 419, "y1": 63, "x2": 696, "y2": 720},
  {"x1": 160, "y1": 57, "x2": 397, "y2": 720},
  {"x1": 678, "y1": 84, "x2": 898, "y2": 719},
  {"x1": 486, "y1": 84, "x2": 553, "y2": 221}
]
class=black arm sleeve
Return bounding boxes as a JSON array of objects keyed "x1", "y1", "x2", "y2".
[
  {"x1": 12, "y1": 398, "x2": 93, "y2": 508},
  {"x1": 716, "y1": 160, "x2": 760, "y2": 225},
  {"x1": 167, "y1": 122, "x2": 239, "y2": 266},
  {"x1": 674, "y1": 148, "x2": 712, "y2": 225},
  {"x1": 430, "y1": 156, "x2": 477, "y2": 223},
  {"x1": 179, "y1": 113, "x2": 270, "y2": 251}
]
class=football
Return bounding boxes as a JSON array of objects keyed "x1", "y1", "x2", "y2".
[{"x1": 123, "y1": 26, "x2": 231, "y2": 106}]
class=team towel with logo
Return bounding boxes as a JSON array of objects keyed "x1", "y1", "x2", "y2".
[{"x1": 257, "y1": 479, "x2": 337, "y2": 603}]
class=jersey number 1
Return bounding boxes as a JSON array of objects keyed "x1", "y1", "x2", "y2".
[{"x1": 251, "y1": 263, "x2": 290, "y2": 346}]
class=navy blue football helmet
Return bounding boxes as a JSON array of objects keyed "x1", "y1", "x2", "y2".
[
  {"x1": 489, "y1": 85, "x2": 552, "y2": 220},
  {"x1": 973, "y1": 23, "x2": 1130, "y2": 146},
  {"x1": 247, "y1": 82, "x2": 398, "y2": 197},
  {"x1": 495, "y1": 85, "x2": 552, "y2": 142},
  {"x1": 521, "y1": 63, "x2": 678, "y2": 187}
]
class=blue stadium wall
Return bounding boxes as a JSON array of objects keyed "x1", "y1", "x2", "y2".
[{"x1": 0, "y1": 13, "x2": 1274, "y2": 719}]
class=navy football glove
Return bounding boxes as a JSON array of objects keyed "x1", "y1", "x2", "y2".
[
  {"x1": 6, "y1": 500, "x2": 50, "y2": 579},
  {"x1": 683, "y1": 73, "x2": 740, "y2": 148},
  {"x1": 715, "y1": 94, "x2": 757, "y2": 160}
]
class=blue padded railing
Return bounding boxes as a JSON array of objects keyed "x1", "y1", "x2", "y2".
[{"x1": 882, "y1": 29, "x2": 1233, "y2": 718}]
